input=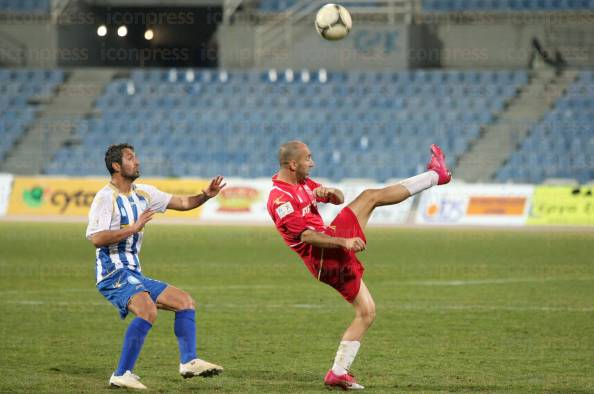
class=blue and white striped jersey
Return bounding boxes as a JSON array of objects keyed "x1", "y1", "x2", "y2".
[{"x1": 86, "y1": 183, "x2": 172, "y2": 283}]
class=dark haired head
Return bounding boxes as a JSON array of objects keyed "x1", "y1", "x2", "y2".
[{"x1": 105, "y1": 143, "x2": 134, "y2": 175}]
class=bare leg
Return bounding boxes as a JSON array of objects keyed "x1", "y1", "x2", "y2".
[
  {"x1": 327, "y1": 281, "x2": 376, "y2": 382},
  {"x1": 341, "y1": 280, "x2": 376, "y2": 341},
  {"x1": 156, "y1": 286, "x2": 195, "y2": 311},
  {"x1": 128, "y1": 291, "x2": 158, "y2": 323},
  {"x1": 347, "y1": 184, "x2": 411, "y2": 228}
]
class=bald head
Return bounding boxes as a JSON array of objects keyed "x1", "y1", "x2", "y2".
[{"x1": 278, "y1": 140, "x2": 306, "y2": 167}]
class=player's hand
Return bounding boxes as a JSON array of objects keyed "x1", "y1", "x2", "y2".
[
  {"x1": 343, "y1": 237, "x2": 366, "y2": 252},
  {"x1": 203, "y1": 176, "x2": 226, "y2": 198},
  {"x1": 133, "y1": 209, "x2": 155, "y2": 232},
  {"x1": 314, "y1": 187, "x2": 330, "y2": 199},
  {"x1": 314, "y1": 187, "x2": 343, "y2": 204}
]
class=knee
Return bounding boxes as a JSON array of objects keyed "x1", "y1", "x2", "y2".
[
  {"x1": 358, "y1": 304, "x2": 376, "y2": 327},
  {"x1": 179, "y1": 292, "x2": 195, "y2": 311},
  {"x1": 368, "y1": 306, "x2": 377, "y2": 324},
  {"x1": 138, "y1": 303, "x2": 158, "y2": 324},
  {"x1": 365, "y1": 309, "x2": 376, "y2": 327},
  {"x1": 361, "y1": 189, "x2": 380, "y2": 206}
]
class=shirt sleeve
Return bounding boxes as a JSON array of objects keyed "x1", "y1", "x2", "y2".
[
  {"x1": 136, "y1": 184, "x2": 172, "y2": 213},
  {"x1": 86, "y1": 192, "x2": 113, "y2": 240}
]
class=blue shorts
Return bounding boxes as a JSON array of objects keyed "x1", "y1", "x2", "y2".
[{"x1": 97, "y1": 269, "x2": 168, "y2": 319}]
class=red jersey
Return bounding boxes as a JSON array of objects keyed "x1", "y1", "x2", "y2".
[
  {"x1": 267, "y1": 174, "x2": 329, "y2": 275},
  {"x1": 268, "y1": 174, "x2": 367, "y2": 302}
]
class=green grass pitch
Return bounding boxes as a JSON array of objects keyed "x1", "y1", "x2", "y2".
[{"x1": 0, "y1": 222, "x2": 592, "y2": 393}]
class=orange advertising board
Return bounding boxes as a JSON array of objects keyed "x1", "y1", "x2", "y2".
[{"x1": 466, "y1": 197, "x2": 527, "y2": 216}]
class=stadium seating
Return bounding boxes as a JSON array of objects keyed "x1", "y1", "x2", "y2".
[
  {"x1": 0, "y1": 69, "x2": 64, "y2": 162},
  {"x1": 257, "y1": 0, "x2": 594, "y2": 12},
  {"x1": 259, "y1": 0, "x2": 298, "y2": 12},
  {"x1": 0, "y1": 0, "x2": 50, "y2": 13},
  {"x1": 422, "y1": 0, "x2": 594, "y2": 12},
  {"x1": 495, "y1": 70, "x2": 594, "y2": 184},
  {"x1": 45, "y1": 68, "x2": 526, "y2": 181}
]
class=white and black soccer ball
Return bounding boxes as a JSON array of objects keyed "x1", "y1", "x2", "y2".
[{"x1": 315, "y1": 3, "x2": 352, "y2": 41}]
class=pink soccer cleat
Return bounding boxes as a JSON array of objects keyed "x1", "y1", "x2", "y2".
[
  {"x1": 324, "y1": 370, "x2": 364, "y2": 390},
  {"x1": 427, "y1": 144, "x2": 452, "y2": 185}
]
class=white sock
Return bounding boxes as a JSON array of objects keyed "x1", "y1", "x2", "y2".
[
  {"x1": 398, "y1": 171, "x2": 439, "y2": 196},
  {"x1": 331, "y1": 340, "x2": 361, "y2": 376}
]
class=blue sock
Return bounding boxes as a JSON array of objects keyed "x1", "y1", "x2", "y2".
[
  {"x1": 114, "y1": 317, "x2": 152, "y2": 376},
  {"x1": 174, "y1": 309, "x2": 197, "y2": 364}
]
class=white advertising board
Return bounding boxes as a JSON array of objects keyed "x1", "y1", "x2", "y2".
[
  {"x1": 415, "y1": 183, "x2": 534, "y2": 226},
  {"x1": 318, "y1": 182, "x2": 414, "y2": 225},
  {"x1": 0, "y1": 174, "x2": 13, "y2": 216},
  {"x1": 200, "y1": 178, "x2": 414, "y2": 225},
  {"x1": 199, "y1": 178, "x2": 272, "y2": 223}
]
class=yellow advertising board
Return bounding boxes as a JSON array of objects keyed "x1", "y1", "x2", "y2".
[
  {"x1": 8, "y1": 177, "x2": 210, "y2": 219},
  {"x1": 528, "y1": 186, "x2": 594, "y2": 226}
]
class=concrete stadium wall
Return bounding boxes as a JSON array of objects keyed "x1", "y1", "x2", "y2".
[
  {"x1": 218, "y1": 22, "x2": 415, "y2": 70},
  {"x1": 0, "y1": 22, "x2": 58, "y2": 67},
  {"x1": 218, "y1": 19, "x2": 594, "y2": 69},
  {"x1": 217, "y1": 24, "x2": 256, "y2": 69},
  {"x1": 433, "y1": 24, "x2": 542, "y2": 69}
]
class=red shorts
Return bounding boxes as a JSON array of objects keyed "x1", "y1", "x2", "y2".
[{"x1": 307, "y1": 207, "x2": 366, "y2": 303}]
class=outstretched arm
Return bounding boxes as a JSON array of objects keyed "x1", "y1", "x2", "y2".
[
  {"x1": 300, "y1": 229, "x2": 365, "y2": 252},
  {"x1": 167, "y1": 176, "x2": 226, "y2": 211},
  {"x1": 314, "y1": 187, "x2": 344, "y2": 205}
]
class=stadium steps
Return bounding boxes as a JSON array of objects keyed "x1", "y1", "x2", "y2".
[
  {"x1": 1, "y1": 68, "x2": 117, "y2": 175},
  {"x1": 453, "y1": 68, "x2": 578, "y2": 182}
]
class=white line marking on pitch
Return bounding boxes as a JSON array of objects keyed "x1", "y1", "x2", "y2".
[
  {"x1": 392, "y1": 277, "x2": 594, "y2": 286},
  {"x1": 1, "y1": 277, "x2": 592, "y2": 297},
  {"x1": 6, "y1": 300, "x2": 594, "y2": 312},
  {"x1": 393, "y1": 304, "x2": 594, "y2": 312}
]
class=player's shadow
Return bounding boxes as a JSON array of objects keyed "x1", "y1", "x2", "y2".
[
  {"x1": 237, "y1": 369, "x2": 323, "y2": 386},
  {"x1": 48, "y1": 366, "x2": 112, "y2": 390},
  {"x1": 49, "y1": 366, "x2": 96, "y2": 376}
]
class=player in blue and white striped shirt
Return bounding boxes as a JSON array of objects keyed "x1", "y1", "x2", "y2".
[
  {"x1": 86, "y1": 143, "x2": 226, "y2": 390},
  {"x1": 87, "y1": 180, "x2": 167, "y2": 283}
]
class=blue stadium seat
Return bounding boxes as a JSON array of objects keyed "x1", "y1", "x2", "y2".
[
  {"x1": 0, "y1": 0, "x2": 50, "y2": 13},
  {"x1": 496, "y1": 73, "x2": 594, "y2": 183},
  {"x1": 0, "y1": 69, "x2": 64, "y2": 162},
  {"x1": 44, "y1": 68, "x2": 530, "y2": 181},
  {"x1": 422, "y1": 0, "x2": 593, "y2": 11}
]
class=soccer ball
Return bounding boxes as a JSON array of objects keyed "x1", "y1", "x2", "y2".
[{"x1": 315, "y1": 4, "x2": 352, "y2": 41}]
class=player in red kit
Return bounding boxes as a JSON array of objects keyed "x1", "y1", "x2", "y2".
[{"x1": 267, "y1": 140, "x2": 451, "y2": 390}]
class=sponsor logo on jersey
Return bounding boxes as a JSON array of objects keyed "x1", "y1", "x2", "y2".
[{"x1": 276, "y1": 201, "x2": 294, "y2": 219}]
